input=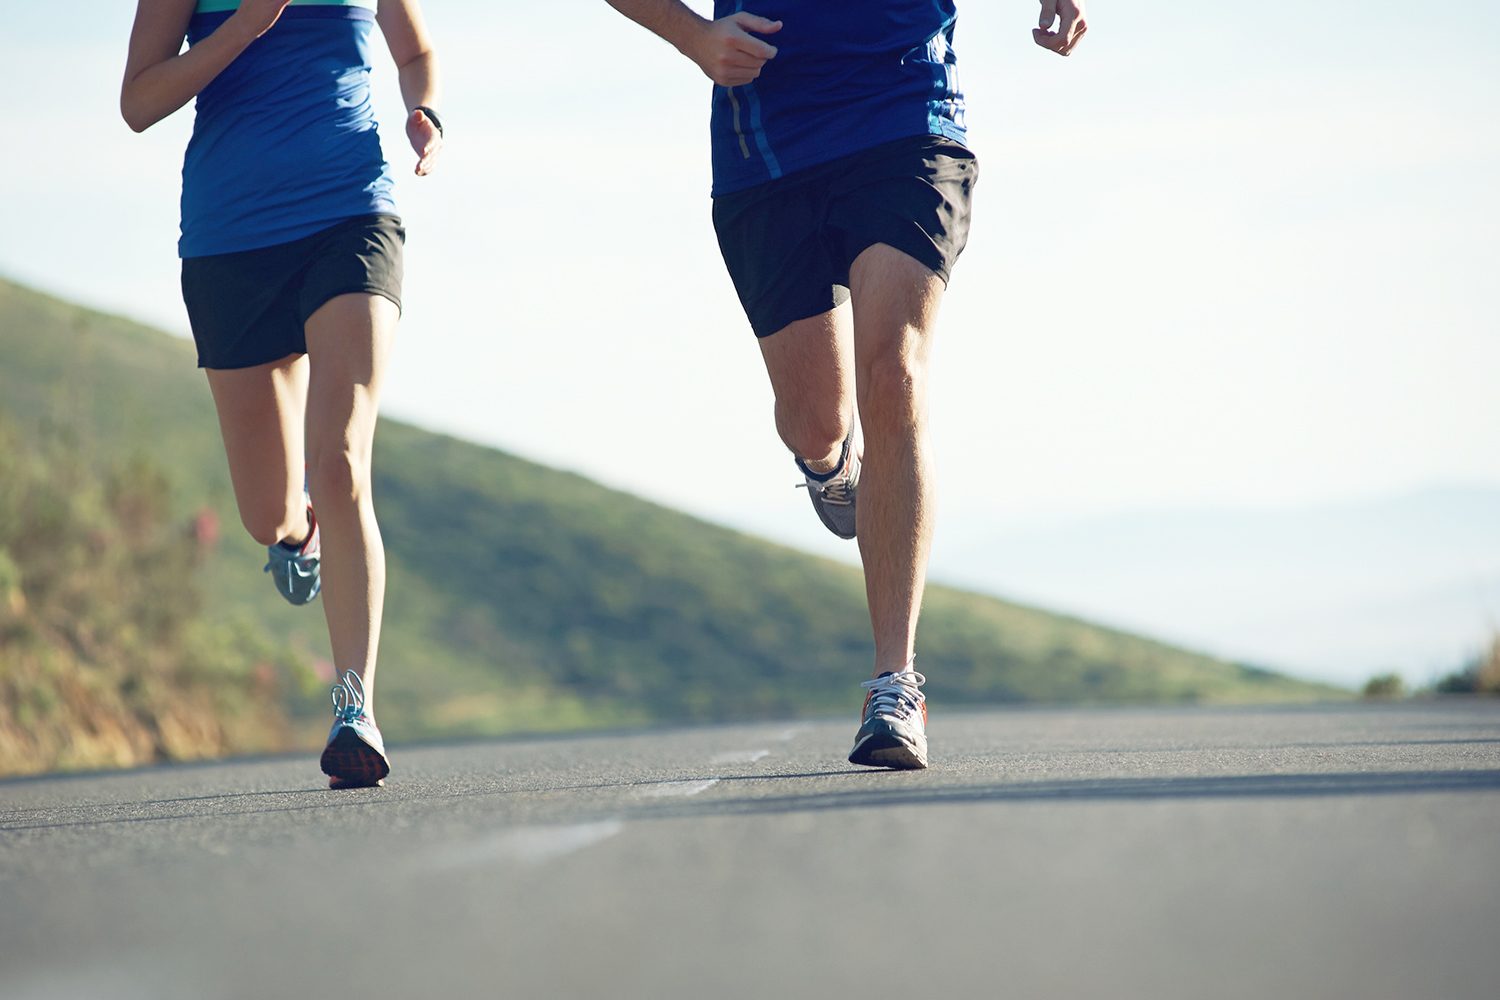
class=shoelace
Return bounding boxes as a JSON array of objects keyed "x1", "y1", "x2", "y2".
[
  {"x1": 331, "y1": 670, "x2": 368, "y2": 724},
  {"x1": 812, "y1": 476, "x2": 855, "y2": 506},
  {"x1": 861, "y1": 668, "x2": 926, "y2": 720}
]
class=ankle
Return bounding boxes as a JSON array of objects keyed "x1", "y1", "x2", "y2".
[
  {"x1": 797, "y1": 432, "x2": 851, "y2": 479},
  {"x1": 278, "y1": 511, "x2": 314, "y2": 551},
  {"x1": 872, "y1": 654, "x2": 916, "y2": 679},
  {"x1": 799, "y1": 450, "x2": 841, "y2": 476}
]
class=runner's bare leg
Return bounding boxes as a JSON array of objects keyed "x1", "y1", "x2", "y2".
[
  {"x1": 757, "y1": 305, "x2": 854, "y2": 474},
  {"x1": 848, "y1": 243, "x2": 943, "y2": 676},
  {"x1": 205, "y1": 355, "x2": 312, "y2": 553},
  {"x1": 302, "y1": 292, "x2": 398, "y2": 722},
  {"x1": 204, "y1": 294, "x2": 395, "y2": 719},
  {"x1": 758, "y1": 242, "x2": 944, "y2": 677}
]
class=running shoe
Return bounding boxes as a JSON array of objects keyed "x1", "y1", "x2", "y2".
[
  {"x1": 795, "y1": 424, "x2": 859, "y2": 540},
  {"x1": 320, "y1": 670, "x2": 390, "y2": 788},
  {"x1": 848, "y1": 665, "x2": 928, "y2": 769},
  {"x1": 264, "y1": 501, "x2": 320, "y2": 605}
]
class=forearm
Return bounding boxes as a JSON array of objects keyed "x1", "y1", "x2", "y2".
[
  {"x1": 120, "y1": 11, "x2": 264, "y2": 132},
  {"x1": 606, "y1": 0, "x2": 780, "y2": 87},
  {"x1": 396, "y1": 50, "x2": 439, "y2": 113},
  {"x1": 605, "y1": 0, "x2": 709, "y2": 57}
]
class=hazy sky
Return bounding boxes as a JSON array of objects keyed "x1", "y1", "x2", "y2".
[{"x1": 3, "y1": 1, "x2": 1498, "y2": 681}]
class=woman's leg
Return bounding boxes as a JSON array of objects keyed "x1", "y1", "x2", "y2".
[
  {"x1": 204, "y1": 355, "x2": 312, "y2": 549},
  {"x1": 302, "y1": 292, "x2": 399, "y2": 722}
]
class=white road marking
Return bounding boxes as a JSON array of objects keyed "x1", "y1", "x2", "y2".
[
  {"x1": 711, "y1": 749, "x2": 770, "y2": 765},
  {"x1": 638, "y1": 778, "x2": 720, "y2": 798},
  {"x1": 424, "y1": 819, "x2": 623, "y2": 869},
  {"x1": 777, "y1": 725, "x2": 811, "y2": 742}
]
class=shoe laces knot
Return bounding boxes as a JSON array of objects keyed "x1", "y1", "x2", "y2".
[
  {"x1": 862, "y1": 668, "x2": 926, "y2": 718},
  {"x1": 331, "y1": 670, "x2": 368, "y2": 725},
  {"x1": 801, "y1": 475, "x2": 855, "y2": 506}
]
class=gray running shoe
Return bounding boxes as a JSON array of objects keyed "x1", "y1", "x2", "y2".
[
  {"x1": 848, "y1": 667, "x2": 928, "y2": 770},
  {"x1": 795, "y1": 426, "x2": 859, "y2": 540},
  {"x1": 263, "y1": 502, "x2": 320, "y2": 605}
]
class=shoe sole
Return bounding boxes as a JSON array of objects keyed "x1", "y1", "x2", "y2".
[
  {"x1": 320, "y1": 727, "x2": 390, "y2": 787},
  {"x1": 328, "y1": 775, "x2": 385, "y2": 789},
  {"x1": 848, "y1": 732, "x2": 928, "y2": 770}
]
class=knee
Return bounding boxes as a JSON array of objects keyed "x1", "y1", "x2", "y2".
[
  {"x1": 240, "y1": 505, "x2": 302, "y2": 548},
  {"x1": 777, "y1": 403, "x2": 850, "y2": 465},
  {"x1": 305, "y1": 447, "x2": 368, "y2": 513},
  {"x1": 862, "y1": 353, "x2": 923, "y2": 406}
]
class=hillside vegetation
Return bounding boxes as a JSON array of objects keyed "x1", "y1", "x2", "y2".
[
  {"x1": 0, "y1": 277, "x2": 1340, "y2": 772},
  {"x1": 0, "y1": 415, "x2": 305, "y2": 775}
]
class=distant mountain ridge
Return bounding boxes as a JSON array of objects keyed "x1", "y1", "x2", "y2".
[
  {"x1": 0, "y1": 275, "x2": 1342, "y2": 754},
  {"x1": 932, "y1": 489, "x2": 1500, "y2": 686}
]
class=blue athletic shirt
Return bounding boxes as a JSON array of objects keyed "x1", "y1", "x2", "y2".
[
  {"x1": 709, "y1": 0, "x2": 966, "y2": 196},
  {"x1": 178, "y1": 0, "x2": 396, "y2": 258}
]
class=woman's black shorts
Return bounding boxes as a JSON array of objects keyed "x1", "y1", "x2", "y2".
[
  {"x1": 712, "y1": 135, "x2": 978, "y2": 339},
  {"x1": 181, "y1": 214, "x2": 404, "y2": 370}
]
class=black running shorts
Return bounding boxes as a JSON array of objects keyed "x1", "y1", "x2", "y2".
[
  {"x1": 712, "y1": 135, "x2": 978, "y2": 339},
  {"x1": 181, "y1": 214, "x2": 404, "y2": 370}
]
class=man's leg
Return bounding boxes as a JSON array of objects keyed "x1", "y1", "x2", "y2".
[
  {"x1": 758, "y1": 243, "x2": 942, "y2": 769},
  {"x1": 756, "y1": 242, "x2": 943, "y2": 676},
  {"x1": 756, "y1": 305, "x2": 855, "y2": 476},
  {"x1": 302, "y1": 292, "x2": 398, "y2": 722},
  {"x1": 847, "y1": 243, "x2": 945, "y2": 677}
]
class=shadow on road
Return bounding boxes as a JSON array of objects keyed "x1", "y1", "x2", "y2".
[
  {"x1": 7, "y1": 768, "x2": 1498, "y2": 835},
  {"x1": 654, "y1": 768, "x2": 1500, "y2": 821}
]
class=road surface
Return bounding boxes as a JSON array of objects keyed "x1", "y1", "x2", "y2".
[{"x1": 3, "y1": 702, "x2": 1498, "y2": 999}]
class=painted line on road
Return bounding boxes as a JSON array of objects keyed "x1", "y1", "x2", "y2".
[
  {"x1": 711, "y1": 749, "x2": 770, "y2": 765},
  {"x1": 423, "y1": 819, "x2": 624, "y2": 869},
  {"x1": 638, "y1": 778, "x2": 720, "y2": 798}
]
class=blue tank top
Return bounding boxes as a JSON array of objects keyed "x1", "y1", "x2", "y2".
[
  {"x1": 709, "y1": 0, "x2": 967, "y2": 196},
  {"x1": 179, "y1": 0, "x2": 396, "y2": 257}
]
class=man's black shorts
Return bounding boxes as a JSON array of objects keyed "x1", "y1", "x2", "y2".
[
  {"x1": 181, "y1": 214, "x2": 404, "y2": 370},
  {"x1": 712, "y1": 135, "x2": 978, "y2": 339}
]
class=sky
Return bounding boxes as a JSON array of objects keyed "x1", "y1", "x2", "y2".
[
  {"x1": 3, "y1": 1, "x2": 1498, "y2": 686},
  {"x1": 937, "y1": 488, "x2": 1500, "y2": 687}
]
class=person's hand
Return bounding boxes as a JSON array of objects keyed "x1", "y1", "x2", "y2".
[
  {"x1": 1033, "y1": 0, "x2": 1087, "y2": 56},
  {"x1": 683, "y1": 11, "x2": 781, "y2": 87},
  {"x1": 406, "y1": 107, "x2": 441, "y2": 176},
  {"x1": 228, "y1": 0, "x2": 295, "y2": 40}
]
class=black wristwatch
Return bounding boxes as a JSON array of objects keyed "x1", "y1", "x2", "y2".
[{"x1": 416, "y1": 105, "x2": 443, "y2": 137}]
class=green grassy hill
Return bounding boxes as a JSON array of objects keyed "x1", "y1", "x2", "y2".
[{"x1": 0, "y1": 275, "x2": 1343, "y2": 760}]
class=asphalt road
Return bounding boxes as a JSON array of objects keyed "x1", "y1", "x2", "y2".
[{"x1": 3, "y1": 702, "x2": 1498, "y2": 1000}]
